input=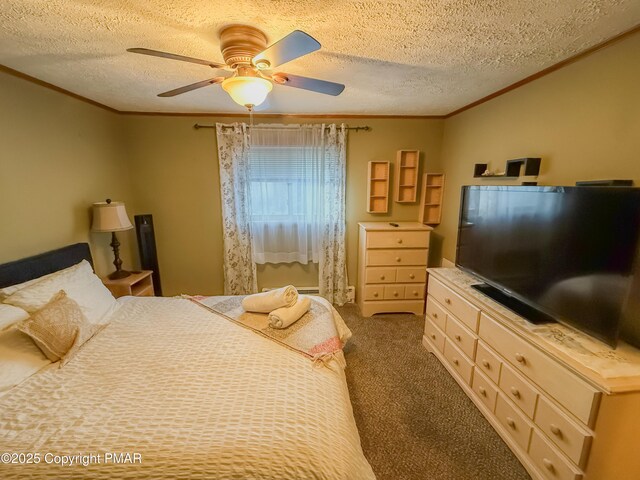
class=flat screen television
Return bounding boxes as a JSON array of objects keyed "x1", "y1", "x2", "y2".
[{"x1": 456, "y1": 186, "x2": 640, "y2": 348}]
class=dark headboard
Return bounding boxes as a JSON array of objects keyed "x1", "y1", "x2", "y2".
[{"x1": 0, "y1": 243, "x2": 93, "y2": 289}]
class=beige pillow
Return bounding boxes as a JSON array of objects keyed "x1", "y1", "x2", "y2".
[{"x1": 17, "y1": 290, "x2": 105, "y2": 365}]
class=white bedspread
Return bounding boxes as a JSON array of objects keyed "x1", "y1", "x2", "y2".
[{"x1": 0, "y1": 297, "x2": 375, "y2": 479}]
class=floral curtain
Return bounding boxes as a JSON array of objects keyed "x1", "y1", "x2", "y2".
[
  {"x1": 317, "y1": 124, "x2": 349, "y2": 305},
  {"x1": 215, "y1": 123, "x2": 258, "y2": 295},
  {"x1": 215, "y1": 122, "x2": 348, "y2": 304}
]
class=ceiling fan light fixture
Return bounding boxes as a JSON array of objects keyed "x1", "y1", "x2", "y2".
[{"x1": 221, "y1": 76, "x2": 273, "y2": 108}]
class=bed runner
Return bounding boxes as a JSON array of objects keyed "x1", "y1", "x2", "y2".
[{"x1": 186, "y1": 295, "x2": 345, "y2": 366}]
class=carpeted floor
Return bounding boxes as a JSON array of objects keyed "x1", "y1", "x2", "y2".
[{"x1": 335, "y1": 304, "x2": 531, "y2": 480}]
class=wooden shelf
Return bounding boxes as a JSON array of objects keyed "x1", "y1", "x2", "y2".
[
  {"x1": 394, "y1": 150, "x2": 420, "y2": 203},
  {"x1": 474, "y1": 157, "x2": 541, "y2": 184},
  {"x1": 419, "y1": 173, "x2": 445, "y2": 225},
  {"x1": 367, "y1": 161, "x2": 390, "y2": 213}
]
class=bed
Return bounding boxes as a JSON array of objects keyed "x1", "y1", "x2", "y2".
[{"x1": 0, "y1": 244, "x2": 375, "y2": 479}]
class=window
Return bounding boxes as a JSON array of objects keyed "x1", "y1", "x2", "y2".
[{"x1": 246, "y1": 128, "x2": 341, "y2": 265}]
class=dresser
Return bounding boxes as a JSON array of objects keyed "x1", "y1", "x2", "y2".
[
  {"x1": 357, "y1": 222, "x2": 432, "y2": 316},
  {"x1": 424, "y1": 268, "x2": 640, "y2": 480}
]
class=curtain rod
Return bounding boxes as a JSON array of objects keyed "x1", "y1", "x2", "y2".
[{"x1": 193, "y1": 123, "x2": 371, "y2": 132}]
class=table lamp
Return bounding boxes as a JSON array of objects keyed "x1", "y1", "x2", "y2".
[{"x1": 91, "y1": 199, "x2": 134, "y2": 279}]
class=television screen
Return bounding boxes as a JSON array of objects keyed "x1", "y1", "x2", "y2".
[{"x1": 456, "y1": 186, "x2": 640, "y2": 347}]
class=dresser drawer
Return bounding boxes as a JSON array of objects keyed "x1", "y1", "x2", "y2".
[
  {"x1": 443, "y1": 339, "x2": 474, "y2": 385},
  {"x1": 366, "y1": 249, "x2": 428, "y2": 266},
  {"x1": 396, "y1": 267, "x2": 426, "y2": 283},
  {"x1": 426, "y1": 296, "x2": 446, "y2": 331},
  {"x1": 404, "y1": 284, "x2": 425, "y2": 300},
  {"x1": 499, "y1": 362, "x2": 539, "y2": 419},
  {"x1": 529, "y1": 430, "x2": 583, "y2": 480},
  {"x1": 535, "y1": 396, "x2": 592, "y2": 468},
  {"x1": 476, "y1": 341, "x2": 502, "y2": 385},
  {"x1": 428, "y1": 278, "x2": 480, "y2": 332},
  {"x1": 365, "y1": 267, "x2": 396, "y2": 284},
  {"x1": 472, "y1": 369, "x2": 498, "y2": 413},
  {"x1": 367, "y1": 230, "x2": 430, "y2": 249},
  {"x1": 445, "y1": 314, "x2": 477, "y2": 361},
  {"x1": 495, "y1": 393, "x2": 533, "y2": 452},
  {"x1": 424, "y1": 317, "x2": 446, "y2": 353},
  {"x1": 479, "y1": 313, "x2": 600, "y2": 427},
  {"x1": 384, "y1": 285, "x2": 404, "y2": 300},
  {"x1": 364, "y1": 285, "x2": 384, "y2": 300}
]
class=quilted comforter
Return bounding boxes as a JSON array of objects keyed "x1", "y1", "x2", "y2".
[{"x1": 0, "y1": 296, "x2": 375, "y2": 479}]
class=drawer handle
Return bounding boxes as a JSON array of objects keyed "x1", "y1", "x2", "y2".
[
  {"x1": 445, "y1": 298, "x2": 452, "y2": 304},
  {"x1": 506, "y1": 417, "x2": 516, "y2": 429},
  {"x1": 396, "y1": 257, "x2": 402, "y2": 262},
  {"x1": 515, "y1": 353, "x2": 526, "y2": 364},
  {"x1": 393, "y1": 292, "x2": 399, "y2": 297},
  {"x1": 380, "y1": 275, "x2": 385, "y2": 280},
  {"x1": 510, "y1": 387, "x2": 521, "y2": 399},
  {"x1": 455, "y1": 334, "x2": 462, "y2": 342},
  {"x1": 481, "y1": 360, "x2": 490, "y2": 369},
  {"x1": 433, "y1": 312, "x2": 438, "y2": 319},
  {"x1": 409, "y1": 273, "x2": 415, "y2": 279},
  {"x1": 550, "y1": 424, "x2": 563, "y2": 439},
  {"x1": 397, "y1": 238, "x2": 403, "y2": 244},
  {"x1": 373, "y1": 292, "x2": 379, "y2": 298},
  {"x1": 542, "y1": 459, "x2": 555, "y2": 473},
  {"x1": 431, "y1": 334, "x2": 436, "y2": 340},
  {"x1": 452, "y1": 358, "x2": 459, "y2": 366},
  {"x1": 413, "y1": 291, "x2": 419, "y2": 296},
  {"x1": 478, "y1": 386, "x2": 487, "y2": 397}
]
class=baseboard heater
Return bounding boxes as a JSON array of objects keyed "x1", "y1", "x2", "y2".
[{"x1": 261, "y1": 286, "x2": 355, "y2": 303}]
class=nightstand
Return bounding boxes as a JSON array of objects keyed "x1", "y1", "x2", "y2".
[{"x1": 102, "y1": 270, "x2": 155, "y2": 298}]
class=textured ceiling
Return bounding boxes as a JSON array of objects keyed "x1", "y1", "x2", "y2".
[{"x1": 1, "y1": 0, "x2": 639, "y2": 115}]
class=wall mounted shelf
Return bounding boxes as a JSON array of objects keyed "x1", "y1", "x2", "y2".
[
  {"x1": 367, "y1": 161, "x2": 390, "y2": 213},
  {"x1": 474, "y1": 157, "x2": 541, "y2": 180},
  {"x1": 394, "y1": 150, "x2": 420, "y2": 203},
  {"x1": 419, "y1": 173, "x2": 445, "y2": 225}
]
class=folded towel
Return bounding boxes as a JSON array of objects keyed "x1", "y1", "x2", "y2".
[
  {"x1": 241, "y1": 285, "x2": 298, "y2": 313},
  {"x1": 268, "y1": 296, "x2": 311, "y2": 329}
]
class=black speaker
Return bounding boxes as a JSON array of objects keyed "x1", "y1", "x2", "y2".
[{"x1": 134, "y1": 214, "x2": 162, "y2": 296}]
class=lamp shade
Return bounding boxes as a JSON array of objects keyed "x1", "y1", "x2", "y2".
[
  {"x1": 91, "y1": 201, "x2": 133, "y2": 232},
  {"x1": 221, "y1": 76, "x2": 273, "y2": 107}
]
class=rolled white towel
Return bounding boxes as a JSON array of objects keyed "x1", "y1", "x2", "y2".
[
  {"x1": 268, "y1": 296, "x2": 311, "y2": 329},
  {"x1": 241, "y1": 285, "x2": 298, "y2": 313}
]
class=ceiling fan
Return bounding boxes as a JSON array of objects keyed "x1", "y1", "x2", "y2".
[{"x1": 128, "y1": 25, "x2": 345, "y2": 110}]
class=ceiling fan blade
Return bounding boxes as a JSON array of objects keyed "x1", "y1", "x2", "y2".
[
  {"x1": 252, "y1": 30, "x2": 320, "y2": 69},
  {"x1": 127, "y1": 48, "x2": 226, "y2": 69},
  {"x1": 273, "y1": 73, "x2": 345, "y2": 96},
  {"x1": 158, "y1": 77, "x2": 225, "y2": 97}
]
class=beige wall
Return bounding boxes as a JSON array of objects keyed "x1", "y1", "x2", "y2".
[
  {"x1": 437, "y1": 31, "x2": 640, "y2": 262},
  {"x1": 122, "y1": 116, "x2": 444, "y2": 295},
  {"x1": 0, "y1": 70, "x2": 136, "y2": 276},
  {"x1": 5, "y1": 28, "x2": 638, "y2": 295}
]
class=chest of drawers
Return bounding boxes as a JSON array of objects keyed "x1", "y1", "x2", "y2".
[
  {"x1": 423, "y1": 268, "x2": 640, "y2": 480},
  {"x1": 357, "y1": 222, "x2": 432, "y2": 317}
]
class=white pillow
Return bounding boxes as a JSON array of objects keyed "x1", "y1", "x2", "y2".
[
  {"x1": 0, "y1": 270, "x2": 58, "y2": 301},
  {"x1": 4, "y1": 260, "x2": 118, "y2": 325},
  {"x1": 0, "y1": 304, "x2": 30, "y2": 331},
  {"x1": 0, "y1": 327, "x2": 51, "y2": 397}
]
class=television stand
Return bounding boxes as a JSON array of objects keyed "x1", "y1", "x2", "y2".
[{"x1": 471, "y1": 283, "x2": 555, "y2": 325}]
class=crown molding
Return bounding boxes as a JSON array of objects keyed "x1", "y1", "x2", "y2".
[{"x1": 444, "y1": 23, "x2": 640, "y2": 118}]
